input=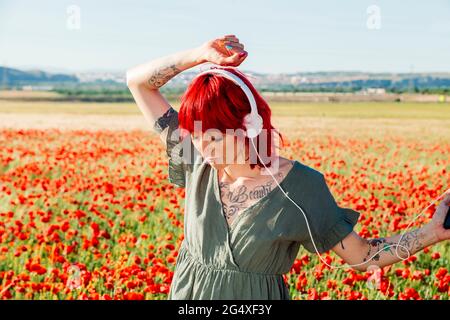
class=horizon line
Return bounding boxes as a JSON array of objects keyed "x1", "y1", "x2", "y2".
[{"x1": 2, "y1": 64, "x2": 450, "y2": 76}]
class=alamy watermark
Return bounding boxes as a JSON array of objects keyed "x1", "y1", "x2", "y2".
[
  {"x1": 366, "y1": 5, "x2": 381, "y2": 30},
  {"x1": 66, "y1": 5, "x2": 81, "y2": 30}
]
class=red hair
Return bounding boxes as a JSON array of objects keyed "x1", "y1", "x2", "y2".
[{"x1": 177, "y1": 67, "x2": 284, "y2": 170}]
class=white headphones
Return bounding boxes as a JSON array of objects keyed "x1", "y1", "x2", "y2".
[
  {"x1": 194, "y1": 67, "x2": 264, "y2": 139},
  {"x1": 193, "y1": 66, "x2": 449, "y2": 271}
]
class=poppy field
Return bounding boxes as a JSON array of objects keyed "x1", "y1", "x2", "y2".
[{"x1": 0, "y1": 101, "x2": 450, "y2": 300}]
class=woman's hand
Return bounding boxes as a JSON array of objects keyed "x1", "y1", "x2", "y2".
[
  {"x1": 425, "y1": 190, "x2": 450, "y2": 242},
  {"x1": 197, "y1": 34, "x2": 248, "y2": 67}
]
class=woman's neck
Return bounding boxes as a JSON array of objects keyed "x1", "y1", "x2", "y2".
[{"x1": 222, "y1": 163, "x2": 262, "y2": 182}]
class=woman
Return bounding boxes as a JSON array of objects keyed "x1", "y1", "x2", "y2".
[{"x1": 126, "y1": 35, "x2": 450, "y2": 300}]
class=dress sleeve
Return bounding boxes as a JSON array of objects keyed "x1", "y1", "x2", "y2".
[
  {"x1": 153, "y1": 106, "x2": 192, "y2": 188},
  {"x1": 299, "y1": 173, "x2": 361, "y2": 254}
]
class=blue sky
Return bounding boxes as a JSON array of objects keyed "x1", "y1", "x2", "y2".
[{"x1": 1, "y1": 0, "x2": 449, "y2": 74}]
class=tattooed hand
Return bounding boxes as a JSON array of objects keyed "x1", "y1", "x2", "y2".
[{"x1": 426, "y1": 190, "x2": 450, "y2": 242}]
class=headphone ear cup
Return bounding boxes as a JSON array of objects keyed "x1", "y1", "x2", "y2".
[
  {"x1": 243, "y1": 113, "x2": 263, "y2": 139},
  {"x1": 253, "y1": 113, "x2": 263, "y2": 135}
]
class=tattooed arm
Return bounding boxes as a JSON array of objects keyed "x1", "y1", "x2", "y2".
[
  {"x1": 332, "y1": 191, "x2": 450, "y2": 272},
  {"x1": 126, "y1": 34, "x2": 247, "y2": 129},
  {"x1": 331, "y1": 227, "x2": 437, "y2": 272},
  {"x1": 126, "y1": 45, "x2": 206, "y2": 128}
]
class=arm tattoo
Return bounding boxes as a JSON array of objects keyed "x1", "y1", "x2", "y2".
[
  {"x1": 397, "y1": 228, "x2": 426, "y2": 255},
  {"x1": 148, "y1": 64, "x2": 181, "y2": 88},
  {"x1": 363, "y1": 238, "x2": 395, "y2": 262},
  {"x1": 154, "y1": 107, "x2": 176, "y2": 134},
  {"x1": 363, "y1": 229, "x2": 426, "y2": 262}
]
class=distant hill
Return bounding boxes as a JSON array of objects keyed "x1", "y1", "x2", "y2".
[
  {"x1": 0, "y1": 66, "x2": 449, "y2": 94},
  {"x1": 0, "y1": 66, "x2": 78, "y2": 87}
]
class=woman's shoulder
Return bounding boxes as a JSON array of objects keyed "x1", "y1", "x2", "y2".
[
  {"x1": 262, "y1": 157, "x2": 322, "y2": 182},
  {"x1": 280, "y1": 157, "x2": 323, "y2": 179},
  {"x1": 295, "y1": 160, "x2": 322, "y2": 176},
  {"x1": 289, "y1": 159, "x2": 325, "y2": 189}
]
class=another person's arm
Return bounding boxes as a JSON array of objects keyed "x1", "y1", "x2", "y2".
[{"x1": 332, "y1": 191, "x2": 450, "y2": 271}]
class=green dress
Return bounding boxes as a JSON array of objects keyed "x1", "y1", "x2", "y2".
[{"x1": 154, "y1": 107, "x2": 360, "y2": 300}]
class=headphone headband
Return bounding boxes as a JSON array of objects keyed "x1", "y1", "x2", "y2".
[{"x1": 194, "y1": 67, "x2": 263, "y2": 138}]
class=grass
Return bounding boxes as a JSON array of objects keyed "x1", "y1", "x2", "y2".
[{"x1": 0, "y1": 100, "x2": 449, "y2": 119}]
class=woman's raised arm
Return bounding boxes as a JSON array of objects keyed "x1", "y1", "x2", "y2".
[
  {"x1": 126, "y1": 46, "x2": 205, "y2": 127},
  {"x1": 126, "y1": 34, "x2": 248, "y2": 129}
]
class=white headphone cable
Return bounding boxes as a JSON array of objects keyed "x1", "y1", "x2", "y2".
[{"x1": 249, "y1": 137, "x2": 449, "y2": 270}]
